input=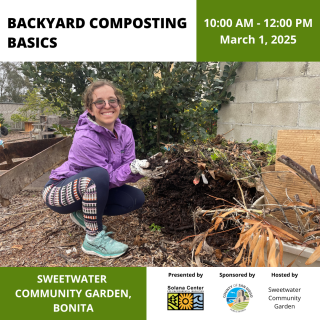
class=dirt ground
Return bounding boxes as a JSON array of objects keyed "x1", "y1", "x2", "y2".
[
  {"x1": 0, "y1": 187, "x2": 241, "y2": 267},
  {"x1": 0, "y1": 132, "x2": 257, "y2": 267},
  {"x1": 0, "y1": 130, "x2": 31, "y2": 143}
]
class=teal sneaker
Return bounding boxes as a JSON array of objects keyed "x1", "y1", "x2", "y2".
[
  {"x1": 82, "y1": 230, "x2": 128, "y2": 258},
  {"x1": 70, "y1": 211, "x2": 107, "y2": 231}
]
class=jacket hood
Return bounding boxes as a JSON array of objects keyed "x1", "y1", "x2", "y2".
[{"x1": 75, "y1": 110, "x2": 122, "y2": 137}]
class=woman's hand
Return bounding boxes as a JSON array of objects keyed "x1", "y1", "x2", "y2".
[{"x1": 130, "y1": 156, "x2": 165, "y2": 179}]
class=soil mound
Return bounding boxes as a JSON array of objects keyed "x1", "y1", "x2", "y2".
[{"x1": 141, "y1": 137, "x2": 271, "y2": 234}]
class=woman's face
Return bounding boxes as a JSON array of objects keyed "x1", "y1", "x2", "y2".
[{"x1": 88, "y1": 85, "x2": 121, "y2": 131}]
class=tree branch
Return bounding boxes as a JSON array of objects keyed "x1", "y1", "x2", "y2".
[{"x1": 277, "y1": 155, "x2": 320, "y2": 194}]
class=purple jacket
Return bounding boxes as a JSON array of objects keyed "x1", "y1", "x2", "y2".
[{"x1": 50, "y1": 110, "x2": 143, "y2": 188}]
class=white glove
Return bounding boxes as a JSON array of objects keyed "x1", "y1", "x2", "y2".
[
  {"x1": 130, "y1": 159, "x2": 150, "y2": 174},
  {"x1": 130, "y1": 158, "x2": 165, "y2": 179}
]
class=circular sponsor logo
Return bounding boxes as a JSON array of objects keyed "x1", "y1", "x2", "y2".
[{"x1": 226, "y1": 287, "x2": 250, "y2": 312}]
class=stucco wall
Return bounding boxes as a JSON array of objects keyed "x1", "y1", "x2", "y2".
[{"x1": 217, "y1": 62, "x2": 320, "y2": 143}]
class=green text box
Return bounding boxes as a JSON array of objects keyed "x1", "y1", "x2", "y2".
[
  {"x1": 0, "y1": 267, "x2": 146, "y2": 320},
  {"x1": 197, "y1": 0, "x2": 320, "y2": 61}
]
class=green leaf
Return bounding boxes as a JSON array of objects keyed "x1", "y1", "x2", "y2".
[
  {"x1": 267, "y1": 144, "x2": 276, "y2": 154},
  {"x1": 211, "y1": 153, "x2": 219, "y2": 161}
]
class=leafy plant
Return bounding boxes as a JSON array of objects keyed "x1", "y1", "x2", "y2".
[
  {"x1": 11, "y1": 88, "x2": 60, "y2": 123},
  {"x1": 52, "y1": 124, "x2": 76, "y2": 137},
  {"x1": 266, "y1": 143, "x2": 276, "y2": 155},
  {"x1": 0, "y1": 114, "x2": 8, "y2": 125},
  {"x1": 250, "y1": 139, "x2": 276, "y2": 165},
  {"x1": 24, "y1": 88, "x2": 60, "y2": 116},
  {"x1": 0, "y1": 113, "x2": 11, "y2": 131},
  {"x1": 149, "y1": 223, "x2": 162, "y2": 232},
  {"x1": 211, "y1": 153, "x2": 220, "y2": 161},
  {"x1": 21, "y1": 62, "x2": 241, "y2": 157},
  {"x1": 10, "y1": 113, "x2": 29, "y2": 123},
  {"x1": 0, "y1": 62, "x2": 32, "y2": 103}
]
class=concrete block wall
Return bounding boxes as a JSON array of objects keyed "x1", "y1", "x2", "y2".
[
  {"x1": 0, "y1": 103, "x2": 24, "y2": 121},
  {"x1": 217, "y1": 62, "x2": 320, "y2": 143},
  {"x1": 0, "y1": 102, "x2": 25, "y2": 130}
]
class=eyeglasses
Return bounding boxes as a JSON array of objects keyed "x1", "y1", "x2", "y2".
[{"x1": 92, "y1": 99, "x2": 119, "y2": 109}]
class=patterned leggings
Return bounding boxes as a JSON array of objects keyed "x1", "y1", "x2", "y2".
[{"x1": 42, "y1": 167, "x2": 145, "y2": 236}]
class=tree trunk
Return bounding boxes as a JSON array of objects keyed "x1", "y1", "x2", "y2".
[{"x1": 157, "y1": 103, "x2": 161, "y2": 147}]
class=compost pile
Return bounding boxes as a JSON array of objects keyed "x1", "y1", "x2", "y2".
[{"x1": 141, "y1": 135, "x2": 273, "y2": 235}]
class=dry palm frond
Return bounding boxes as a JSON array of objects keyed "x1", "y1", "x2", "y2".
[{"x1": 179, "y1": 190, "x2": 320, "y2": 266}]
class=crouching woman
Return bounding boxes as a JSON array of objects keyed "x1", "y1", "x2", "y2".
[{"x1": 42, "y1": 80, "x2": 163, "y2": 259}]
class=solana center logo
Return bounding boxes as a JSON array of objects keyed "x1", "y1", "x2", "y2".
[
  {"x1": 168, "y1": 293, "x2": 204, "y2": 310},
  {"x1": 224, "y1": 285, "x2": 252, "y2": 312}
]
